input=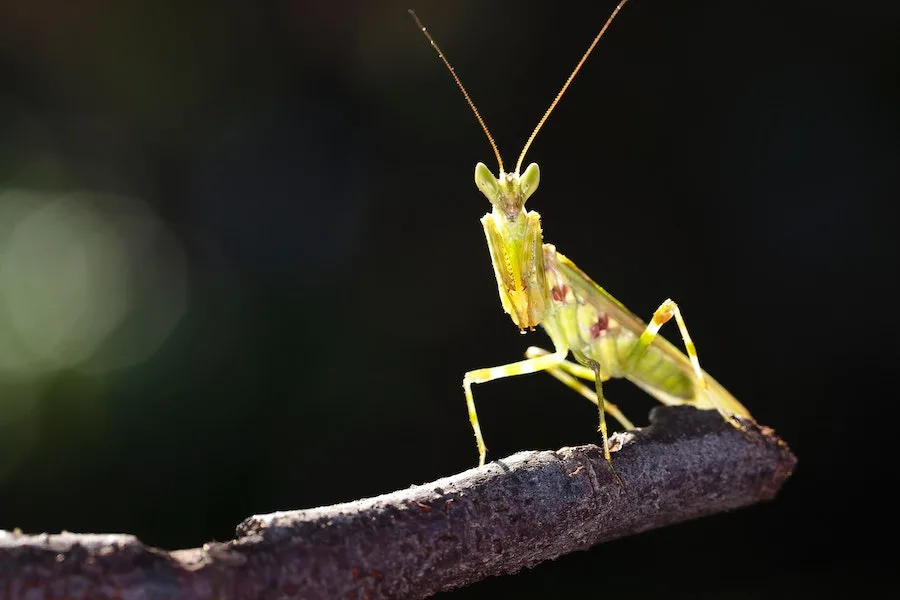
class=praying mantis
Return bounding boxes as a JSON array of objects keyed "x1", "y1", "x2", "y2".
[{"x1": 410, "y1": 0, "x2": 751, "y2": 482}]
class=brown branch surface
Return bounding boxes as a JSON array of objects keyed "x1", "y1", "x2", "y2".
[{"x1": 0, "y1": 406, "x2": 796, "y2": 600}]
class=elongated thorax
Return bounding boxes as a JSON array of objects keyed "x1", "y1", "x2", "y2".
[
  {"x1": 481, "y1": 208, "x2": 548, "y2": 331},
  {"x1": 475, "y1": 162, "x2": 549, "y2": 332}
]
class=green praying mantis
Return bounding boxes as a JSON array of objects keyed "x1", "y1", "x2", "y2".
[{"x1": 410, "y1": 0, "x2": 751, "y2": 482}]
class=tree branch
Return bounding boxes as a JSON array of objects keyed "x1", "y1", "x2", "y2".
[{"x1": 0, "y1": 406, "x2": 795, "y2": 599}]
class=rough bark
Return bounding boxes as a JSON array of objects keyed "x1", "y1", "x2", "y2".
[{"x1": 0, "y1": 406, "x2": 796, "y2": 600}]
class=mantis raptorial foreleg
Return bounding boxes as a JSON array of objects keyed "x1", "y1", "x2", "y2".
[
  {"x1": 463, "y1": 346, "x2": 568, "y2": 466},
  {"x1": 524, "y1": 346, "x2": 635, "y2": 430},
  {"x1": 625, "y1": 298, "x2": 740, "y2": 425}
]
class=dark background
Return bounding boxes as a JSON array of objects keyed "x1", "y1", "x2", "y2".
[{"x1": 1, "y1": 0, "x2": 897, "y2": 597}]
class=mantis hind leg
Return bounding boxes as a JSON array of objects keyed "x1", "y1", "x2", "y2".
[
  {"x1": 525, "y1": 346, "x2": 635, "y2": 430},
  {"x1": 463, "y1": 346, "x2": 569, "y2": 467},
  {"x1": 625, "y1": 298, "x2": 740, "y2": 427}
]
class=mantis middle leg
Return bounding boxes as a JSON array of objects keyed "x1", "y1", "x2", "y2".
[{"x1": 463, "y1": 345, "x2": 568, "y2": 466}]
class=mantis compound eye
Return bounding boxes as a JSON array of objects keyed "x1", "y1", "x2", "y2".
[
  {"x1": 519, "y1": 163, "x2": 540, "y2": 202},
  {"x1": 474, "y1": 162, "x2": 501, "y2": 204}
]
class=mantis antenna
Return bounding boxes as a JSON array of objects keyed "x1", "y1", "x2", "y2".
[
  {"x1": 514, "y1": 0, "x2": 630, "y2": 175},
  {"x1": 409, "y1": 10, "x2": 506, "y2": 175}
]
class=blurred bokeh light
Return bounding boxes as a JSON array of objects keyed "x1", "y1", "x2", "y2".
[
  {"x1": 0, "y1": 190, "x2": 187, "y2": 373},
  {"x1": 0, "y1": 189, "x2": 187, "y2": 480}
]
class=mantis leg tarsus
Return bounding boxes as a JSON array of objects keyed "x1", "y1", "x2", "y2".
[
  {"x1": 462, "y1": 346, "x2": 569, "y2": 467},
  {"x1": 525, "y1": 346, "x2": 635, "y2": 430}
]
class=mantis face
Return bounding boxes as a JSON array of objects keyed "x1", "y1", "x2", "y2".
[{"x1": 475, "y1": 162, "x2": 540, "y2": 221}]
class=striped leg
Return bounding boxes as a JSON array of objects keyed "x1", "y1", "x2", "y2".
[
  {"x1": 463, "y1": 345, "x2": 569, "y2": 466},
  {"x1": 527, "y1": 346, "x2": 593, "y2": 379},
  {"x1": 624, "y1": 298, "x2": 739, "y2": 425},
  {"x1": 524, "y1": 346, "x2": 635, "y2": 430}
]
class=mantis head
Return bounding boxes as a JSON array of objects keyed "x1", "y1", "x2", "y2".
[
  {"x1": 412, "y1": 0, "x2": 630, "y2": 222},
  {"x1": 411, "y1": 1, "x2": 632, "y2": 330},
  {"x1": 475, "y1": 162, "x2": 540, "y2": 221}
]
